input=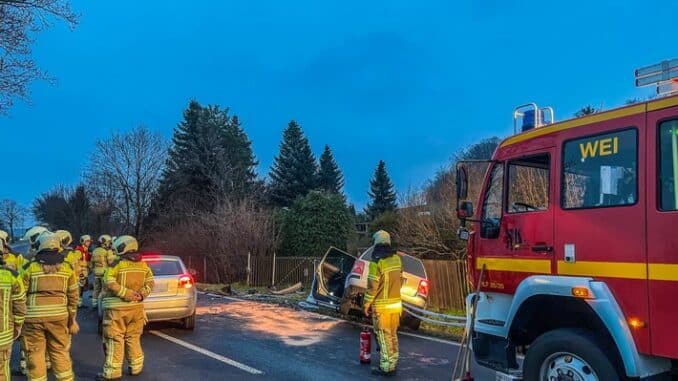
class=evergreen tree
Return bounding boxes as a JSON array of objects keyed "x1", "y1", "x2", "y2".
[
  {"x1": 157, "y1": 100, "x2": 230, "y2": 211},
  {"x1": 223, "y1": 115, "x2": 258, "y2": 198},
  {"x1": 365, "y1": 160, "x2": 397, "y2": 219},
  {"x1": 317, "y1": 145, "x2": 344, "y2": 195},
  {"x1": 268, "y1": 120, "x2": 318, "y2": 207}
]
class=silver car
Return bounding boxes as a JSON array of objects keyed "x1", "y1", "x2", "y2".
[
  {"x1": 310, "y1": 247, "x2": 429, "y2": 330},
  {"x1": 98, "y1": 253, "x2": 197, "y2": 331}
]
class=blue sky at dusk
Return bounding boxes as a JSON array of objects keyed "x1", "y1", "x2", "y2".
[{"x1": 1, "y1": 0, "x2": 675, "y2": 211}]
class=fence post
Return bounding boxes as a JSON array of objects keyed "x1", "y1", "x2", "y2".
[
  {"x1": 246, "y1": 252, "x2": 251, "y2": 287},
  {"x1": 271, "y1": 252, "x2": 276, "y2": 287},
  {"x1": 203, "y1": 256, "x2": 208, "y2": 284}
]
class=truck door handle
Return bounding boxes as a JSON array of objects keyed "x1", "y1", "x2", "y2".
[{"x1": 531, "y1": 244, "x2": 553, "y2": 253}]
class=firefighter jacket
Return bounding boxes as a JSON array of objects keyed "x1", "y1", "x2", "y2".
[
  {"x1": 101, "y1": 257, "x2": 154, "y2": 311},
  {"x1": 62, "y1": 248, "x2": 82, "y2": 277},
  {"x1": 75, "y1": 245, "x2": 89, "y2": 271},
  {"x1": 91, "y1": 247, "x2": 115, "y2": 277},
  {"x1": 2, "y1": 252, "x2": 25, "y2": 274},
  {"x1": 22, "y1": 260, "x2": 79, "y2": 323},
  {"x1": 364, "y1": 247, "x2": 403, "y2": 314},
  {"x1": 0, "y1": 267, "x2": 26, "y2": 347}
]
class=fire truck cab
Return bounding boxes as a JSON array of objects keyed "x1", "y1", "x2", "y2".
[{"x1": 456, "y1": 92, "x2": 678, "y2": 380}]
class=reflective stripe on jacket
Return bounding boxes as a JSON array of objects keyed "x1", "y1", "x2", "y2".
[
  {"x1": 0, "y1": 267, "x2": 25, "y2": 346},
  {"x1": 101, "y1": 259, "x2": 154, "y2": 310},
  {"x1": 22, "y1": 262, "x2": 78, "y2": 323},
  {"x1": 364, "y1": 253, "x2": 403, "y2": 313},
  {"x1": 91, "y1": 247, "x2": 115, "y2": 277}
]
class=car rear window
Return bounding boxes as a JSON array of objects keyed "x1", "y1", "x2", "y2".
[
  {"x1": 144, "y1": 259, "x2": 182, "y2": 276},
  {"x1": 400, "y1": 255, "x2": 426, "y2": 278},
  {"x1": 360, "y1": 248, "x2": 426, "y2": 278}
]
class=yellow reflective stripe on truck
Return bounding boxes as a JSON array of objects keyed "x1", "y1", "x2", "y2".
[{"x1": 476, "y1": 257, "x2": 678, "y2": 282}]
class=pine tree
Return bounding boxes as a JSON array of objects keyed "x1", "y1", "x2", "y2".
[
  {"x1": 365, "y1": 160, "x2": 397, "y2": 219},
  {"x1": 317, "y1": 145, "x2": 345, "y2": 195},
  {"x1": 223, "y1": 115, "x2": 258, "y2": 198},
  {"x1": 268, "y1": 120, "x2": 318, "y2": 207},
  {"x1": 157, "y1": 100, "x2": 230, "y2": 211}
]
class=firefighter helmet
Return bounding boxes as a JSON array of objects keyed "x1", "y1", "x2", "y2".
[
  {"x1": 23, "y1": 226, "x2": 49, "y2": 245},
  {"x1": 0, "y1": 230, "x2": 8, "y2": 246},
  {"x1": 98, "y1": 234, "x2": 112, "y2": 248},
  {"x1": 373, "y1": 230, "x2": 392, "y2": 246},
  {"x1": 36, "y1": 233, "x2": 61, "y2": 253},
  {"x1": 54, "y1": 230, "x2": 73, "y2": 248},
  {"x1": 80, "y1": 234, "x2": 92, "y2": 245},
  {"x1": 113, "y1": 235, "x2": 138, "y2": 256}
]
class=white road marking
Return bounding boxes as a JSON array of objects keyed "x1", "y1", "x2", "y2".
[
  {"x1": 198, "y1": 291, "x2": 461, "y2": 347},
  {"x1": 149, "y1": 330, "x2": 263, "y2": 375}
]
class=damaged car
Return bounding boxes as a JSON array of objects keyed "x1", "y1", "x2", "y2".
[{"x1": 308, "y1": 246, "x2": 429, "y2": 330}]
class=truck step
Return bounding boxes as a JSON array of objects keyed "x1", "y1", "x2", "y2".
[{"x1": 478, "y1": 319, "x2": 506, "y2": 326}]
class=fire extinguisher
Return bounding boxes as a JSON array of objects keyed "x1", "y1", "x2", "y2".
[{"x1": 359, "y1": 327, "x2": 371, "y2": 364}]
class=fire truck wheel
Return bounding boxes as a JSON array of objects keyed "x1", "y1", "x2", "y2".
[{"x1": 523, "y1": 328, "x2": 625, "y2": 381}]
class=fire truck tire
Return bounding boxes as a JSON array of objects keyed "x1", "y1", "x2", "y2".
[{"x1": 523, "y1": 328, "x2": 625, "y2": 381}]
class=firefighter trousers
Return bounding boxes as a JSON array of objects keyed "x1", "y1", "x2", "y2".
[
  {"x1": 0, "y1": 345, "x2": 10, "y2": 381},
  {"x1": 102, "y1": 307, "x2": 145, "y2": 379},
  {"x1": 22, "y1": 318, "x2": 74, "y2": 381},
  {"x1": 92, "y1": 275, "x2": 103, "y2": 308},
  {"x1": 373, "y1": 311, "x2": 400, "y2": 372}
]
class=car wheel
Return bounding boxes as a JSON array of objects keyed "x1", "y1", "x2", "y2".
[
  {"x1": 400, "y1": 314, "x2": 422, "y2": 331},
  {"x1": 182, "y1": 312, "x2": 196, "y2": 330},
  {"x1": 523, "y1": 328, "x2": 625, "y2": 381}
]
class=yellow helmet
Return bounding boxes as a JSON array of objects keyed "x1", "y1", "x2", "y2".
[
  {"x1": 98, "y1": 234, "x2": 112, "y2": 248},
  {"x1": 36, "y1": 232, "x2": 61, "y2": 253},
  {"x1": 79, "y1": 235, "x2": 92, "y2": 245},
  {"x1": 23, "y1": 226, "x2": 49, "y2": 244},
  {"x1": 0, "y1": 230, "x2": 8, "y2": 246},
  {"x1": 54, "y1": 230, "x2": 73, "y2": 248},
  {"x1": 113, "y1": 235, "x2": 138, "y2": 256}
]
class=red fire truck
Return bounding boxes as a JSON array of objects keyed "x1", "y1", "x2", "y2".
[{"x1": 455, "y1": 61, "x2": 678, "y2": 381}]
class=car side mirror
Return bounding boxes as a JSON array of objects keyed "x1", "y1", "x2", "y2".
[
  {"x1": 456, "y1": 166, "x2": 469, "y2": 200},
  {"x1": 457, "y1": 201, "x2": 474, "y2": 219}
]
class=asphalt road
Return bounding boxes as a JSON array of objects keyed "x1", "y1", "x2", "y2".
[{"x1": 9, "y1": 292, "x2": 495, "y2": 381}]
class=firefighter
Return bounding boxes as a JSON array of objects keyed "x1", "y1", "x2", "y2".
[
  {"x1": 363, "y1": 230, "x2": 403, "y2": 377},
  {"x1": 22, "y1": 226, "x2": 49, "y2": 256},
  {"x1": 21, "y1": 232, "x2": 79, "y2": 381},
  {"x1": 0, "y1": 237, "x2": 26, "y2": 380},
  {"x1": 97, "y1": 235, "x2": 154, "y2": 381},
  {"x1": 90, "y1": 235, "x2": 116, "y2": 309},
  {"x1": 75, "y1": 235, "x2": 92, "y2": 303},
  {"x1": 55, "y1": 230, "x2": 85, "y2": 308},
  {"x1": 0, "y1": 229, "x2": 24, "y2": 273}
]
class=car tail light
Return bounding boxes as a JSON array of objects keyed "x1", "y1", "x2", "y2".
[
  {"x1": 417, "y1": 279, "x2": 429, "y2": 297},
  {"x1": 351, "y1": 261, "x2": 365, "y2": 276},
  {"x1": 142, "y1": 255, "x2": 161, "y2": 263},
  {"x1": 178, "y1": 274, "x2": 193, "y2": 289}
]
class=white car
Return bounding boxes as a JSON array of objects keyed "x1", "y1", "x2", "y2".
[
  {"x1": 310, "y1": 246, "x2": 429, "y2": 330},
  {"x1": 98, "y1": 253, "x2": 197, "y2": 331}
]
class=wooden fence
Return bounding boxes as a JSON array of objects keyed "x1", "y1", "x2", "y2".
[
  {"x1": 248, "y1": 256, "x2": 318, "y2": 288},
  {"x1": 421, "y1": 259, "x2": 469, "y2": 312}
]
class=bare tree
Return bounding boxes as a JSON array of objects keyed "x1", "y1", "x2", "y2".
[
  {"x1": 0, "y1": 0, "x2": 78, "y2": 114},
  {"x1": 86, "y1": 126, "x2": 168, "y2": 237},
  {"x1": 0, "y1": 199, "x2": 26, "y2": 240}
]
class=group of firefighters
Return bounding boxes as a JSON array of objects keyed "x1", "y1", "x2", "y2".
[{"x1": 0, "y1": 226, "x2": 154, "y2": 381}]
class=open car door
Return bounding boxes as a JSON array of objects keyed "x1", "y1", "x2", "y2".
[{"x1": 311, "y1": 247, "x2": 356, "y2": 309}]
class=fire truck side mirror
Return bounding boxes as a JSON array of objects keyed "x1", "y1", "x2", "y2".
[
  {"x1": 457, "y1": 201, "x2": 474, "y2": 219},
  {"x1": 456, "y1": 166, "x2": 469, "y2": 200}
]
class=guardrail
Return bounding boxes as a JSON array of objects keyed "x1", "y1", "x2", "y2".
[{"x1": 402, "y1": 303, "x2": 467, "y2": 328}]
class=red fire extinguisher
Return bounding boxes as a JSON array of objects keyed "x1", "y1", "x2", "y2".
[{"x1": 359, "y1": 327, "x2": 371, "y2": 364}]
